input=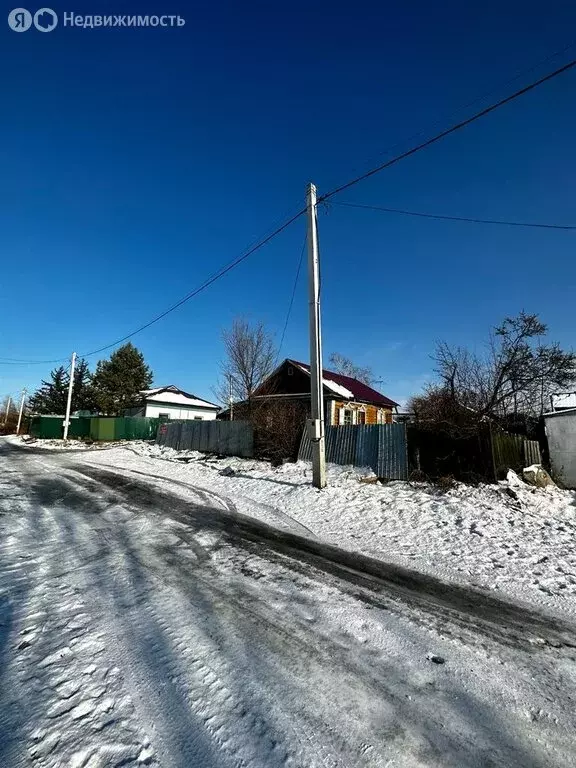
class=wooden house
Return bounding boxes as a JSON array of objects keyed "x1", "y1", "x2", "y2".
[{"x1": 249, "y1": 359, "x2": 398, "y2": 424}]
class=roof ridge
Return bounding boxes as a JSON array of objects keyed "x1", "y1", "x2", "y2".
[{"x1": 285, "y1": 358, "x2": 398, "y2": 407}]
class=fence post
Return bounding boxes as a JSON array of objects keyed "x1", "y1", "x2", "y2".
[{"x1": 489, "y1": 424, "x2": 498, "y2": 482}]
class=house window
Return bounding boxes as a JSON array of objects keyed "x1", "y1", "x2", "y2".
[
  {"x1": 343, "y1": 409, "x2": 353, "y2": 425},
  {"x1": 194, "y1": 416, "x2": 203, "y2": 421},
  {"x1": 357, "y1": 411, "x2": 366, "y2": 425},
  {"x1": 287, "y1": 366, "x2": 294, "y2": 376},
  {"x1": 159, "y1": 413, "x2": 170, "y2": 420}
]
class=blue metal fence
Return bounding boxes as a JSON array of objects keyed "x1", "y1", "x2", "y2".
[{"x1": 298, "y1": 424, "x2": 408, "y2": 479}]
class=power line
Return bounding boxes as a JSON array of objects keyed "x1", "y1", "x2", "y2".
[
  {"x1": 331, "y1": 200, "x2": 576, "y2": 230},
  {"x1": 3, "y1": 55, "x2": 576, "y2": 367},
  {"x1": 319, "y1": 57, "x2": 576, "y2": 203},
  {"x1": 326, "y1": 40, "x2": 576, "y2": 188},
  {"x1": 276, "y1": 234, "x2": 307, "y2": 364},
  {"x1": 0, "y1": 206, "x2": 306, "y2": 366},
  {"x1": 80, "y1": 208, "x2": 305, "y2": 358},
  {"x1": 0, "y1": 358, "x2": 67, "y2": 365}
]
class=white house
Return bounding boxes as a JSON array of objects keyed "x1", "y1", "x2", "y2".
[{"x1": 127, "y1": 385, "x2": 220, "y2": 421}]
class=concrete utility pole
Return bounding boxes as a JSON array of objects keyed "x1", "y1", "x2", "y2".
[
  {"x1": 16, "y1": 389, "x2": 27, "y2": 435},
  {"x1": 63, "y1": 352, "x2": 77, "y2": 441},
  {"x1": 306, "y1": 182, "x2": 326, "y2": 489},
  {"x1": 229, "y1": 374, "x2": 234, "y2": 421},
  {"x1": 2, "y1": 395, "x2": 11, "y2": 427}
]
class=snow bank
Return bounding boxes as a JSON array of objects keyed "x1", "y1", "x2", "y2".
[
  {"x1": 78, "y1": 442, "x2": 576, "y2": 617},
  {"x1": 7, "y1": 435, "x2": 115, "y2": 451}
]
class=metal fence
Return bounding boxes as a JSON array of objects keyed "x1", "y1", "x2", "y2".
[
  {"x1": 298, "y1": 424, "x2": 408, "y2": 479},
  {"x1": 157, "y1": 420, "x2": 254, "y2": 458},
  {"x1": 28, "y1": 415, "x2": 159, "y2": 441}
]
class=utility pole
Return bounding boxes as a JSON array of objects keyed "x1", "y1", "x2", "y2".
[
  {"x1": 306, "y1": 182, "x2": 326, "y2": 489},
  {"x1": 2, "y1": 395, "x2": 11, "y2": 427},
  {"x1": 229, "y1": 374, "x2": 234, "y2": 421},
  {"x1": 63, "y1": 352, "x2": 77, "y2": 441},
  {"x1": 16, "y1": 389, "x2": 27, "y2": 435}
]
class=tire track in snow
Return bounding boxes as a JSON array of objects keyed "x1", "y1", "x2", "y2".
[
  {"x1": 0, "y1": 461, "x2": 156, "y2": 767},
  {"x1": 70, "y1": 461, "x2": 576, "y2": 657},
  {"x1": 12, "y1": 452, "x2": 352, "y2": 766}
]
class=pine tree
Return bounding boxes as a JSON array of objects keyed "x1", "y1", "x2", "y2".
[
  {"x1": 29, "y1": 366, "x2": 69, "y2": 415},
  {"x1": 73, "y1": 358, "x2": 97, "y2": 413},
  {"x1": 91, "y1": 343, "x2": 153, "y2": 415}
]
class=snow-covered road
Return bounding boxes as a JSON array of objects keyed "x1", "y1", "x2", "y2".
[{"x1": 2, "y1": 440, "x2": 576, "y2": 767}]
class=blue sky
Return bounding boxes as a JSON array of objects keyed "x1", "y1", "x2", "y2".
[{"x1": 1, "y1": 0, "x2": 576, "y2": 407}]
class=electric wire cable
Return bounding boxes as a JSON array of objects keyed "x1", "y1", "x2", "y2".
[
  {"x1": 276, "y1": 234, "x2": 307, "y2": 364},
  {"x1": 3, "y1": 56, "x2": 576, "y2": 366},
  {"x1": 330, "y1": 200, "x2": 576, "y2": 230},
  {"x1": 319, "y1": 58, "x2": 576, "y2": 203},
  {"x1": 327, "y1": 39, "x2": 576, "y2": 188},
  {"x1": 0, "y1": 205, "x2": 306, "y2": 365}
]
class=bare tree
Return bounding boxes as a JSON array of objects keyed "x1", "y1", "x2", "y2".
[
  {"x1": 215, "y1": 318, "x2": 277, "y2": 405},
  {"x1": 412, "y1": 313, "x2": 576, "y2": 433},
  {"x1": 1, "y1": 395, "x2": 20, "y2": 435},
  {"x1": 328, "y1": 353, "x2": 374, "y2": 385}
]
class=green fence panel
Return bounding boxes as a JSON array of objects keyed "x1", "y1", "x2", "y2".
[
  {"x1": 114, "y1": 418, "x2": 127, "y2": 440},
  {"x1": 124, "y1": 416, "x2": 159, "y2": 440},
  {"x1": 87, "y1": 416, "x2": 159, "y2": 441},
  {"x1": 68, "y1": 417, "x2": 91, "y2": 439},
  {"x1": 29, "y1": 416, "x2": 42, "y2": 438},
  {"x1": 90, "y1": 417, "x2": 116, "y2": 441},
  {"x1": 39, "y1": 416, "x2": 65, "y2": 439}
]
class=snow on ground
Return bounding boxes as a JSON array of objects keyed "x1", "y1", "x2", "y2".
[
  {"x1": 3, "y1": 437, "x2": 576, "y2": 767},
  {"x1": 66, "y1": 439, "x2": 576, "y2": 618},
  {"x1": 17, "y1": 436, "x2": 117, "y2": 451}
]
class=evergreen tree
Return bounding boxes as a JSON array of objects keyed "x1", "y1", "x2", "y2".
[
  {"x1": 73, "y1": 358, "x2": 97, "y2": 413},
  {"x1": 28, "y1": 358, "x2": 97, "y2": 415},
  {"x1": 91, "y1": 343, "x2": 153, "y2": 415},
  {"x1": 29, "y1": 366, "x2": 69, "y2": 414}
]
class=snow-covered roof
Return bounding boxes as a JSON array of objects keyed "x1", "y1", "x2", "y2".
[
  {"x1": 290, "y1": 360, "x2": 398, "y2": 407},
  {"x1": 322, "y1": 377, "x2": 355, "y2": 399},
  {"x1": 292, "y1": 364, "x2": 356, "y2": 400},
  {"x1": 551, "y1": 393, "x2": 576, "y2": 411},
  {"x1": 142, "y1": 386, "x2": 219, "y2": 410},
  {"x1": 544, "y1": 406, "x2": 576, "y2": 418}
]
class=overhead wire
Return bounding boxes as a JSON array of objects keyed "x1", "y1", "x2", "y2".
[
  {"x1": 330, "y1": 200, "x2": 576, "y2": 230},
  {"x1": 79, "y1": 207, "x2": 306, "y2": 358},
  {"x1": 276, "y1": 233, "x2": 307, "y2": 364},
  {"x1": 2, "y1": 53, "x2": 576, "y2": 367},
  {"x1": 0, "y1": 204, "x2": 306, "y2": 365},
  {"x1": 318, "y1": 58, "x2": 576, "y2": 203},
  {"x1": 326, "y1": 39, "x2": 576, "y2": 188}
]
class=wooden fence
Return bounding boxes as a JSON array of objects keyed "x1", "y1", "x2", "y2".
[{"x1": 408, "y1": 424, "x2": 542, "y2": 482}]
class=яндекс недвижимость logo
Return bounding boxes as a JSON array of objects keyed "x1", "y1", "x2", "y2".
[
  {"x1": 8, "y1": 7, "x2": 58, "y2": 32},
  {"x1": 8, "y1": 9, "x2": 185, "y2": 31}
]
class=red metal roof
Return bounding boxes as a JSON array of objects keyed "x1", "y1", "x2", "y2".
[{"x1": 287, "y1": 359, "x2": 399, "y2": 408}]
